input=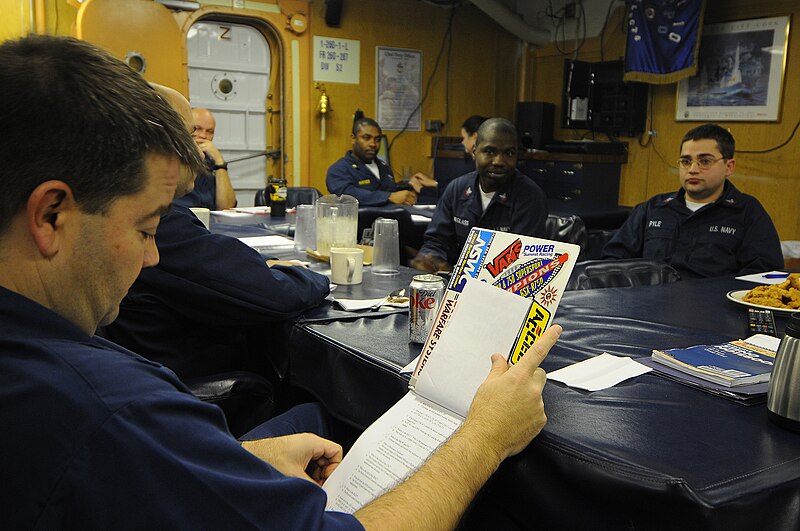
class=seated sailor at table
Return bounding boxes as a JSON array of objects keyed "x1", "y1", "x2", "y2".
[
  {"x1": 602, "y1": 123, "x2": 783, "y2": 278},
  {"x1": 102, "y1": 84, "x2": 330, "y2": 382},
  {"x1": 460, "y1": 114, "x2": 488, "y2": 157},
  {"x1": 0, "y1": 36, "x2": 567, "y2": 529},
  {"x1": 411, "y1": 117, "x2": 549, "y2": 273},
  {"x1": 326, "y1": 110, "x2": 437, "y2": 206},
  {"x1": 173, "y1": 108, "x2": 237, "y2": 210}
]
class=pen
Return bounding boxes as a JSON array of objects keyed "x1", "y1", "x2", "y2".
[{"x1": 762, "y1": 273, "x2": 789, "y2": 279}]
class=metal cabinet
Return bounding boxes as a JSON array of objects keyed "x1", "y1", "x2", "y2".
[{"x1": 520, "y1": 159, "x2": 621, "y2": 213}]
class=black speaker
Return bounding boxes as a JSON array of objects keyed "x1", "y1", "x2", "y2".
[
  {"x1": 325, "y1": 0, "x2": 344, "y2": 27},
  {"x1": 516, "y1": 102, "x2": 555, "y2": 150}
]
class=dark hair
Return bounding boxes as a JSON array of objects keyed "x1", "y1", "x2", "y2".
[
  {"x1": 352, "y1": 109, "x2": 381, "y2": 136},
  {"x1": 475, "y1": 117, "x2": 518, "y2": 146},
  {"x1": 461, "y1": 115, "x2": 488, "y2": 136},
  {"x1": 0, "y1": 35, "x2": 204, "y2": 233},
  {"x1": 680, "y1": 124, "x2": 735, "y2": 159}
]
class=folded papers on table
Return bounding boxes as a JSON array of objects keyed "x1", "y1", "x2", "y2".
[{"x1": 547, "y1": 353, "x2": 652, "y2": 391}]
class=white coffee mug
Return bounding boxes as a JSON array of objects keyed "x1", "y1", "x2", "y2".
[
  {"x1": 189, "y1": 207, "x2": 210, "y2": 229},
  {"x1": 329, "y1": 247, "x2": 364, "y2": 285}
]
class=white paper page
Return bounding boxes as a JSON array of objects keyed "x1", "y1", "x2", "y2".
[
  {"x1": 401, "y1": 354, "x2": 421, "y2": 374},
  {"x1": 210, "y1": 210, "x2": 252, "y2": 218},
  {"x1": 323, "y1": 392, "x2": 462, "y2": 513},
  {"x1": 735, "y1": 271, "x2": 790, "y2": 285},
  {"x1": 547, "y1": 353, "x2": 652, "y2": 391},
  {"x1": 231, "y1": 206, "x2": 271, "y2": 214},
  {"x1": 745, "y1": 334, "x2": 781, "y2": 352},
  {"x1": 413, "y1": 277, "x2": 532, "y2": 417},
  {"x1": 237, "y1": 235, "x2": 294, "y2": 248},
  {"x1": 411, "y1": 214, "x2": 432, "y2": 224}
]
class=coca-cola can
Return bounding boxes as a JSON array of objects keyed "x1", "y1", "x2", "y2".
[{"x1": 409, "y1": 274, "x2": 445, "y2": 343}]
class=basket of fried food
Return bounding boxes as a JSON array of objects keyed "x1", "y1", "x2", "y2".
[{"x1": 743, "y1": 273, "x2": 800, "y2": 310}]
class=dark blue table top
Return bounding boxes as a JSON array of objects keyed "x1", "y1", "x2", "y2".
[{"x1": 287, "y1": 275, "x2": 800, "y2": 529}]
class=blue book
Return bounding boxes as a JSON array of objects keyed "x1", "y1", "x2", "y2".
[{"x1": 651, "y1": 337, "x2": 777, "y2": 388}]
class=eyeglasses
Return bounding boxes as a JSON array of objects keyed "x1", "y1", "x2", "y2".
[{"x1": 677, "y1": 156, "x2": 725, "y2": 170}]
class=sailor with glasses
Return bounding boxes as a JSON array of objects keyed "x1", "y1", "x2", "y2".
[{"x1": 602, "y1": 124, "x2": 783, "y2": 278}]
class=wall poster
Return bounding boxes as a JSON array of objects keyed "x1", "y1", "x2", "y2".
[
  {"x1": 376, "y1": 47, "x2": 422, "y2": 131},
  {"x1": 675, "y1": 16, "x2": 790, "y2": 122}
]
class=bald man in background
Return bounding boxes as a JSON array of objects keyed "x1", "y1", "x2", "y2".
[
  {"x1": 174, "y1": 108, "x2": 237, "y2": 210},
  {"x1": 104, "y1": 86, "x2": 329, "y2": 395}
]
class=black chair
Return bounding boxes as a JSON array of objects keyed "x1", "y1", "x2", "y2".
[
  {"x1": 566, "y1": 258, "x2": 680, "y2": 290},
  {"x1": 183, "y1": 371, "x2": 278, "y2": 438},
  {"x1": 357, "y1": 205, "x2": 419, "y2": 264},
  {"x1": 254, "y1": 186, "x2": 322, "y2": 208},
  {"x1": 545, "y1": 213, "x2": 588, "y2": 260},
  {"x1": 584, "y1": 229, "x2": 617, "y2": 260}
]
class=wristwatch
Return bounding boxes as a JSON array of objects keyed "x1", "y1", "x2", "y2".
[{"x1": 213, "y1": 162, "x2": 228, "y2": 171}]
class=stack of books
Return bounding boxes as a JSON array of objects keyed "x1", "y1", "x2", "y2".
[{"x1": 642, "y1": 335, "x2": 780, "y2": 405}]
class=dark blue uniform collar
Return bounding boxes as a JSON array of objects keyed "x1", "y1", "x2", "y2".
[
  {"x1": 459, "y1": 170, "x2": 518, "y2": 207},
  {"x1": 343, "y1": 150, "x2": 388, "y2": 170},
  {"x1": 0, "y1": 285, "x2": 169, "y2": 372},
  {"x1": 0, "y1": 285, "x2": 92, "y2": 343},
  {"x1": 657, "y1": 179, "x2": 743, "y2": 211}
]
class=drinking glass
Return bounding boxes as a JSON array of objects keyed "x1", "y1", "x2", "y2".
[{"x1": 372, "y1": 218, "x2": 400, "y2": 275}]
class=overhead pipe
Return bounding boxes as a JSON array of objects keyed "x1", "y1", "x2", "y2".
[{"x1": 468, "y1": 0, "x2": 550, "y2": 46}]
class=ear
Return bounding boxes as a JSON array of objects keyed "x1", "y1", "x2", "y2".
[
  {"x1": 725, "y1": 157, "x2": 736, "y2": 176},
  {"x1": 471, "y1": 143, "x2": 477, "y2": 160},
  {"x1": 26, "y1": 181, "x2": 76, "y2": 258}
]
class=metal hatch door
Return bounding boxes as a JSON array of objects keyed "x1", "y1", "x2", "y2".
[{"x1": 187, "y1": 21, "x2": 271, "y2": 207}]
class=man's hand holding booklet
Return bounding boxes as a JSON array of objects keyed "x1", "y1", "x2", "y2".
[{"x1": 323, "y1": 229, "x2": 580, "y2": 512}]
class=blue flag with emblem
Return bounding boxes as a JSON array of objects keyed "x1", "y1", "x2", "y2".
[{"x1": 624, "y1": 0, "x2": 705, "y2": 84}]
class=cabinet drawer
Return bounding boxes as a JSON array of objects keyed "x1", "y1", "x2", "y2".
[{"x1": 521, "y1": 160, "x2": 619, "y2": 211}]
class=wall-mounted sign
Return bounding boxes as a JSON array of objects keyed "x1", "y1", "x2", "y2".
[
  {"x1": 376, "y1": 47, "x2": 422, "y2": 131},
  {"x1": 313, "y1": 36, "x2": 360, "y2": 84}
]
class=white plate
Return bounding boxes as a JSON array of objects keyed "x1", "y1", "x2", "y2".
[{"x1": 726, "y1": 290, "x2": 800, "y2": 314}]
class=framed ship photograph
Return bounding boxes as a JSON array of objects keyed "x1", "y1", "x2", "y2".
[{"x1": 675, "y1": 16, "x2": 790, "y2": 122}]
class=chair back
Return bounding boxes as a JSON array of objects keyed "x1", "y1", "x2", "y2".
[
  {"x1": 357, "y1": 206, "x2": 417, "y2": 264},
  {"x1": 254, "y1": 188, "x2": 269, "y2": 206},
  {"x1": 287, "y1": 187, "x2": 322, "y2": 208},
  {"x1": 566, "y1": 258, "x2": 680, "y2": 290},
  {"x1": 183, "y1": 370, "x2": 277, "y2": 438},
  {"x1": 253, "y1": 186, "x2": 322, "y2": 208},
  {"x1": 545, "y1": 213, "x2": 588, "y2": 259}
]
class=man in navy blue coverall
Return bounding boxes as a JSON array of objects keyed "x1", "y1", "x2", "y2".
[
  {"x1": 411, "y1": 117, "x2": 548, "y2": 273},
  {"x1": 326, "y1": 113, "x2": 437, "y2": 206},
  {"x1": 0, "y1": 35, "x2": 561, "y2": 529},
  {"x1": 103, "y1": 85, "x2": 330, "y2": 381},
  {"x1": 602, "y1": 124, "x2": 783, "y2": 278}
]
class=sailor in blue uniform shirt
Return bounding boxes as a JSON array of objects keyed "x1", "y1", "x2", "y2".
[
  {"x1": 326, "y1": 112, "x2": 436, "y2": 206},
  {"x1": 103, "y1": 86, "x2": 330, "y2": 380},
  {"x1": 411, "y1": 117, "x2": 548, "y2": 272},
  {"x1": 603, "y1": 124, "x2": 782, "y2": 278}
]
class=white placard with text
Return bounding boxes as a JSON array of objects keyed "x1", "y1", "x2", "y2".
[{"x1": 313, "y1": 36, "x2": 360, "y2": 84}]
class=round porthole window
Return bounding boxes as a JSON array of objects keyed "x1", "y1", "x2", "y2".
[
  {"x1": 125, "y1": 51, "x2": 146, "y2": 74},
  {"x1": 212, "y1": 73, "x2": 237, "y2": 100}
]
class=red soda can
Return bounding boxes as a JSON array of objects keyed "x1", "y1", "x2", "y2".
[{"x1": 409, "y1": 274, "x2": 445, "y2": 343}]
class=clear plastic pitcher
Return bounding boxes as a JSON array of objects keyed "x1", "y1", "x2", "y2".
[{"x1": 316, "y1": 194, "x2": 358, "y2": 255}]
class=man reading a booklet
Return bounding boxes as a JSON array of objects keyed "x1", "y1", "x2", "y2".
[{"x1": 0, "y1": 34, "x2": 562, "y2": 530}]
